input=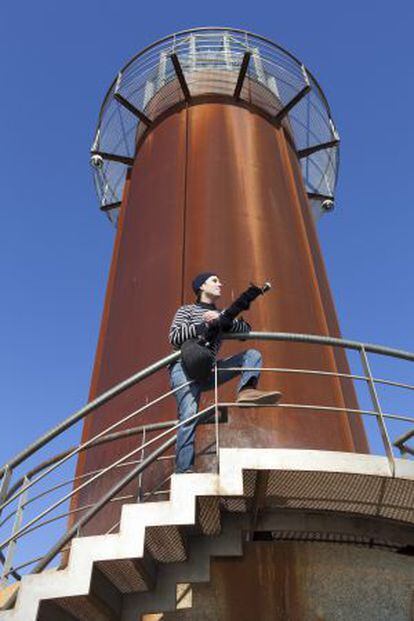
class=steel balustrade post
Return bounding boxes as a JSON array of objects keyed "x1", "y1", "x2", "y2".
[
  {"x1": 359, "y1": 346, "x2": 395, "y2": 476},
  {"x1": 0, "y1": 467, "x2": 12, "y2": 507},
  {"x1": 0, "y1": 466, "x2": 12, "y2": 582},
  {"x1": 0, "y1": 466, "x2": 12, "y2": 534},
  {"x1": 1, "y1": 476, "x2": 29, "y2": 587},
  {"x1": 214, "y1": 363, "x2": 220, "y2": 473},
  {"x1": 0, "y1": 467, "x2": 21, "y2": 583},
  {"x1": 137, "y1": 427, "x2": 146, "y2": 501}
]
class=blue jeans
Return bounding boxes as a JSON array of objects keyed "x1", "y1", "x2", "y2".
[{"x1": 170, "y1": 348, "x2": 262, "y2": 473}]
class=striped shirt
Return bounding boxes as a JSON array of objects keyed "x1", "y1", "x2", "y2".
[{"x1": 169, "y1": 302, "x2": 251, "y2": 357}]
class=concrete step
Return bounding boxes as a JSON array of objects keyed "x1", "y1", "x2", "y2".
[
  {"x1": 1, "y1": 449, "x2": 412, "y2": 621},
  {"x1": 122, "y1": 515, "x2": 245, "y2": 620},
  {"x1": 0, "y1": 471, "x2": 222, "y2": 620}
]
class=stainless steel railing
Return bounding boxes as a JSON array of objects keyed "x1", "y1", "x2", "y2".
[
  {"x1": 91, "y1": 28, "x2": 339, "y2": 224},
  {"x1": 0, "y1": 332, "x2": 413, "y2": 589}
]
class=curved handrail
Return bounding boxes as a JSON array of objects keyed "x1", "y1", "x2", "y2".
[
  {"x1": 91, "y1": 28, "x2": 340, "y2": 222},
  {"x1": 2, "y1": 332, "x2": 413, "y2": 478},
  {"x1": 228, "y1": 331, "x2": 414, "y2": 361},
  {"x1": 1, "y1": 331, "x2": 414, "y2": 588},
  {"x1": 95, "y1": 27, "x2": 333, "y2": 125}
]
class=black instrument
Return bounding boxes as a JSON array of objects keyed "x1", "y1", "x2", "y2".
[{"x1": 181, "y1": 282, "x2": 272, "y2": 381}]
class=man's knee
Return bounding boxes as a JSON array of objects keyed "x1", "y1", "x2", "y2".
[{"x1": 246, "y1": 348, "x2": 262, "y2": 366}]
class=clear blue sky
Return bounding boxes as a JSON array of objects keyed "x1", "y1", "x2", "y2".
[{"x1": 1, "y1": 0, "x2": 413, "y2": 463}]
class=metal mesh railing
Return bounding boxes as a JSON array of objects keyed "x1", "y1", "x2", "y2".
[
  {"x1": 90, "y1": 28, "x2": 339, "y2": 224},
  {"x1": 0, "y1": 332, "x2": 413, "y2": 589}
]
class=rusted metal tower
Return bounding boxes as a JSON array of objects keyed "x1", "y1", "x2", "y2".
[
  {"x1": 2, "y1": 28, "x2": 413, "y2": 621},
  {"x1": 79, "y1": 27, "x2": 367, "y2": 533}
]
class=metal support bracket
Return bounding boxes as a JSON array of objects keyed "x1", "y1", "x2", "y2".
[
  {"x1": 298, "y1": 139, "x2": 340, "y2": 159},
  {"x1": 170, "y1": 53, "x2": 191, "y2": 102},
  {"x1": 273, "y1": 84, "x2": 311, "y2": 125},
  {"x1": 307, "y1": 192, "x2": 334, "y2": 202},
  {"x1": 114, "y1": 92, "x2": 153, "y2": 127},
  {"x1": 100, "y1": 201, "x2": 121, "y2": 213},
  {"x1": 393, "y1": 428, "x2": 414, "y2": 457},
  {"x1": 233, "y1": 52, "x2": 251, "y2": 99},
  {"x1": 114, "y1": 72, "x2": 153, "y2": 126},
  {"x1": 273, "y1": 66, "x2": 311, "y2": 125},
  {"x1": 90, "y1": 150, "x2": 134, "y2": 167}
]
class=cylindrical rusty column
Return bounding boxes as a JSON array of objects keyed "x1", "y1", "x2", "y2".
[{"x1": 75, "y1": 29, "x2": 368, "y2": 536}]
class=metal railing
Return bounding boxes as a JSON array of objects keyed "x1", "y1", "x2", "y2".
[
  {"x1": 0, "y1": 332, "x2": 413, "y2": 589},
  {"x1": 91, "y1": 28, "x2": 339, "y2": 224}
]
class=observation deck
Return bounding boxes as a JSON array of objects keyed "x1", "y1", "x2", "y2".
[
  {"x1": 1, "y1": 333, "x2": 413, "y2": 619},
  {"x1": 90, "y1": 28, "x2": 339, "y2": 224}
]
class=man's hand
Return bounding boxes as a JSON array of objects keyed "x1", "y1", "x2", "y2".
[{"x1": 202, "y1": 310, "x2": 220, "y2": 323}]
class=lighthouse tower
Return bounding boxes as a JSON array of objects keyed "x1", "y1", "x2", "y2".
[
  {"x1": 77, "y1": 27, "x2": 367, "y2": 535},
  {"x1": 1, "y1": 28, "x2": 413, "y2": 621}
]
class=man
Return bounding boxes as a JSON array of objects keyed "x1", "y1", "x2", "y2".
[{"x1": 169, "y1": 272, "x2": 282, "y2": 473}]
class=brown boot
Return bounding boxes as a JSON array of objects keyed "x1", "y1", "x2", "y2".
[{"x1": 236, "y1": 388, "x2": 282, "y2": 406}]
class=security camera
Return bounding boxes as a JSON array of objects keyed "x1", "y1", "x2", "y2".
[
  {"x1": 321, "y1": 199, "x2": 335, "y2": 212},
  {"x1": 90, "y1": 154, "x2": 104, "y2": 169}
]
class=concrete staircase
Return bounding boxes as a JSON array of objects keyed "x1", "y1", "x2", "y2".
[{"x1": 1, "y1": 448, "x2": 413, "y2": 621}]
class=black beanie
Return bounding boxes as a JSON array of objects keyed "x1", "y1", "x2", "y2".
[{"x1": 192, "y1": 272, "x2": 217, "y2": 295}]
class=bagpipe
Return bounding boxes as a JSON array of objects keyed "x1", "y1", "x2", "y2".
[{"x1": 181, "y1": 282, "x2": 271, "y2": 381}]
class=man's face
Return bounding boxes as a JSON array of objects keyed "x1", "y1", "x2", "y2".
[{"x1": 200, "y1": 275, "x2": 222, "y2": 299}]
